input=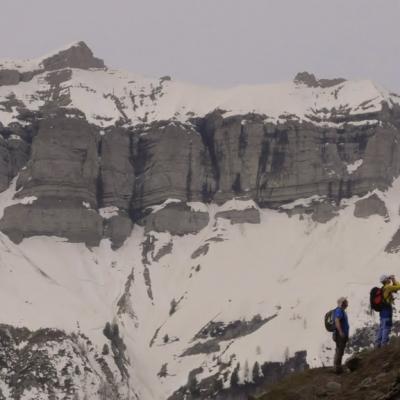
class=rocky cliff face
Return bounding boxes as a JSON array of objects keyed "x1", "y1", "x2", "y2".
[
  {"x1": 1, "y1": 101, "x2": 400, "y2": 247},
  {"x1": 0, "y1": 110, "x2": 103, "y2": 246},
  {"x1": 0, "y1": 126, "x2": 30, "y2": 192}
]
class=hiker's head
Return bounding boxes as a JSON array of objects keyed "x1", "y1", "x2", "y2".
[
  {"x1": 380, "y1": 274, "x2": 392, "y2": 285},
  {"x1": 337, "y1": 297, "x2": 348, "y2": 309}
]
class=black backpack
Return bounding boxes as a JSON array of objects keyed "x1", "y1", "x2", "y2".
[
  {"x1": 370, "y1": 287, "x2": 384, "y2": 311},
  {"x1": 324, "y1": 309, "x2": 336, "y2": 332}
]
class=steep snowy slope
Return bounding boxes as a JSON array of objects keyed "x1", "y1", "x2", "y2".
[{"x1": 1, "y1": 177, "x2": 400, "y2": 398}]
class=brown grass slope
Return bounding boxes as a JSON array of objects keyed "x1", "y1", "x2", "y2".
[{"x1": 256, "y1": 338, "x2": 400, "y2": 400}]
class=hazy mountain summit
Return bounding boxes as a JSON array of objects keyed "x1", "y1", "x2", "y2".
[{"x1": 0, "y1": 41, "x2": 105, "y2": 86}]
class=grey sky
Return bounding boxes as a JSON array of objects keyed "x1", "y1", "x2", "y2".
[{"x1": 1, "y1": 0, "x2": 400, "y2": 92}]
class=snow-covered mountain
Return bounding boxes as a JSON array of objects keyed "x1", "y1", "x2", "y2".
[
  {"x1": 1, "y1": 41, "x2": 400, "y2": 399},
  {"x1": 0, "y1": 42, "x2": 397, "y2": 128}
]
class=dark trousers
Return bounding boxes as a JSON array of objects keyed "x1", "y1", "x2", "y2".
[{"x1": 333, "y1": 333, "x2": 348, "y2": 371}]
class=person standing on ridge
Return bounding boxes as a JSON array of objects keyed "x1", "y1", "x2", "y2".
[
  {"x1": 333, "y1": 297, "x2": 349, "y2": 374},
  {"x1": 375, "y1": 274, "x2": 400, "y2": 348}
]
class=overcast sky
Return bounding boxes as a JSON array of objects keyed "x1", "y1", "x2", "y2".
[{"x1": 1, "y1": 0, "x2": 399, "y2": 92}]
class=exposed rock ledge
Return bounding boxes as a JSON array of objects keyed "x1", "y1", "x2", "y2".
[
  {"x1": 294, "y1": 71, "x2": 346, "y2": 88},
  {"x1": 353, "y1": 193, "x2": 389, "y2": 219},
  {"x1": 0, "y1": 199, "x2": 103, "y2": 247},
  {"x1": 215, "y1": 207, "x2": 261, "y2": 224},
  {"x1": 140, "y1": 202, "x2": 210, "y2": 236}
]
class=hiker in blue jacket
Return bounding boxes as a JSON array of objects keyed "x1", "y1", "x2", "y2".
[
  {"x1": 375, "y1": 274, "x2": 400, "y2": 348},
  {"x1": 333, "y1": 297, "x2": 349, "y2": 374}
]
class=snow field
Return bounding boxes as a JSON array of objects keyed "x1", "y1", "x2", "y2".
[{"x1": 0, "y1": 182, "x2": 398, "y2": 397}]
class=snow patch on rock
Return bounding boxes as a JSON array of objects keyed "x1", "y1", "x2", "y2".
[
  {"x1": 219, "y1": 199, "x2": 258, "y2": 212},
  {"x1": 280, "y1": 195, "x2": 325, "y2": 210},
  {"x1": 99, "y1": 206, "x2": 119, "y2": 219},
  {"x1": 148, "y1": 198, "x2": 182, "y2": 213},
  {"x1": 17, "y1": 196, "x2": 37, "y2": 205},
  {"x1": 347, "y1": 159, "x2": 363, "y2": 174}
]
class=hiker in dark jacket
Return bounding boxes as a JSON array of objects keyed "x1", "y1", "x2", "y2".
[
  {"x1": 375, "y1": 274, "x2": 400, "y2": 348},
  {"x1": 333, "y1": 297, "x2": 349, "y2": 374}
]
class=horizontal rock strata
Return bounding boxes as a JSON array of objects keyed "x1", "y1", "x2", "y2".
[{"x1": 1, "y1": 88, "x2": 400, "y2": 247}]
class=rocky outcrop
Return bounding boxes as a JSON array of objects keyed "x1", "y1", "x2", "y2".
[
  {"x1": 354, "y1": 193, "x2": 388, "y2": 219},
  {"x1": 191, "y1": 243, "x2": 210, "y2": 259},
  {"x1": 311, "y1": 202, "x2": 339, "y2": 223},
  {"x1": 0, "y1": 114, "x2": 133, "y2": 249},
  {"x1": 40, "y1": 41, "x2": 106, "y2": 71},
  {"x1": 294, "y1": 71, "x2": 346, "y2": 88},
  {"x1": 0, "y1": 69, "x2": 40, "y2": 86},
  {"x1": 259, "y1": 121, "x2": 399, "y2": 206},
  {"x1": 0, "y1": 125, "x2": 31, "y2": 192},
  {"x1": 104, "y1": 213, "x2": 133, "y2": 249},
  {"x1": 0, "y1": 136, "x2": 10, "y2": 191},
  {"x1": 101, "y1": 127, "x2": 135, "y2": 210},
  {"x1": 0, "y1": 69, "x2": 38, "y2": 87},
  {"x1": 182, "y1": 314, "x2": 276, "y2": 357},
  {"x1": 0, "y1": 41, "x2": 105, "y2": 87},
  {"x1": 197, "y1": 112, "x2": 266, "y2": 204},
  {"x1": 280, "y1": 200, "x2": 339, "y2": 223},
  {"x1": 0, "y1": 199, "x2": 103, "y2": 246},
  {"x1": 0, "y1": 112, "x2": 102, "y2": 246},
  {"x1": 215, "y1": 207, "x2": 261, "y2": 224},
  {"x1": 42, "y1": 69, "x2": 74, "y2": 108},
  {"x1": 0, "y1": 69, "x2": 20, "y2": 86},
  {"x1": 385, "y1": 228, "x2": 400, "y2": 253},
  {"x1": 132, "y1": 122, "x2": 209, "y2": 213},
  {"x1": 142, "y1": 202, "x2": 209, "y2": 235},
  {"x1": 15, "y1": 111, "x2": 99, "y2": 203}
]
